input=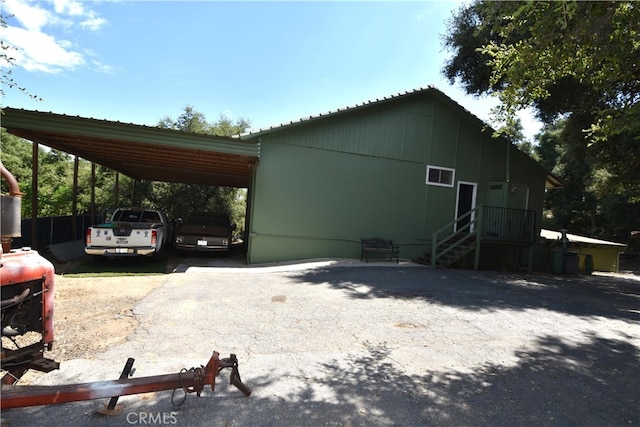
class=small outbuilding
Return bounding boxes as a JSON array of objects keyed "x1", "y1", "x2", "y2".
[{"x1": 539, "y1": 229, "x2": 627, "y2": 273}]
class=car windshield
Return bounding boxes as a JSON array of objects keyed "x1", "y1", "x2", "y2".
[
  {"x1": 113, "y1": 210, "x2": 142, "y2": 222},
  {"x1": 186, "y1": 214, "x2": 229, "y2": 226}
]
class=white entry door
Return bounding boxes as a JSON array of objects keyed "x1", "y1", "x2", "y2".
[{"x1": 455, "y1": 181, "x2": 477, "y2": 232}]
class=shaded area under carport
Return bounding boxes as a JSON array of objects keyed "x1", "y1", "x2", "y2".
[{"x1": 1, "y1": 107, "x2": 260, "y2": 249}]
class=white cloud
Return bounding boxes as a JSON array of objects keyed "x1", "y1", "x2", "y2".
[
  {"x1": 517, "y1": 108, "x2": 543, "y2": 141},
  {"x1": 2, "y1": 26, "x2": 84, "y2": 73},
  {"x1": 91, "y1": 60, "x2": 120, "y2": 75},
  {"x1": 1, "y1": 0, "x2": 106, "y2": 73},
  {"x1": 3, "y1": 0, "x2": 51, "y2": 31},
  {"x1": 53, "y1": 0, "x2": 86, "y2": 16},
  {"x1": 80, "y1": 12, "x2": 107, "y2": 31}
]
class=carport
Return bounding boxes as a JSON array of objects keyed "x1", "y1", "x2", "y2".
[{"x1": 1, "y1": 108, "x2": 260, "y2": 248}]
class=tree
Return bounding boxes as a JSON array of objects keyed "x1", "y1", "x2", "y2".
[
  {"x1": 1, "y1": 130, "x2": 133, "y2": 218},
  {"x1": 442, "y1": 0, "x2": 640, "y2": 239},
  {"x1": 158, "y1": 106, "x2": 211, "y2": 134},
  {"x1": 158, "y1": 106, "x2": 250, "y2": 137},
  {"x1": 497, "y1": 114, "x2": 538, "y2": 160},
  {"x1": 535, "y1": 119, "x2": 640, "y2": 240},
  {"x1": 153, "y1": 107, "x2": 251, "y2": 233},
  {"x1": 536, "y1": 119, "x2": 598, "y2": 235},
  {"x1": 1, "y1": 131, "x2": 33, "y2": 216},
  {"x1": 443, "y1": 1, "x2": 639, "y2": 141}
]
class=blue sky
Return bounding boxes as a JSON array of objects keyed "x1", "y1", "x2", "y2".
[{"x1": 1, "y1": 0, "x2": 541, "y2": 138}]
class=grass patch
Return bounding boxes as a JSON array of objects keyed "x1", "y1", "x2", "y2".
[{"x1": 61, "y1": 254, "x2": 170, "y2": 277}]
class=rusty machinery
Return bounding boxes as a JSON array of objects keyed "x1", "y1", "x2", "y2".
[
  {"x1": 1, "y1": 163, "x2": 58, "y2": 385},
  {"x1": 1, "y1": 164, "x2": 250, "y2": 412}
]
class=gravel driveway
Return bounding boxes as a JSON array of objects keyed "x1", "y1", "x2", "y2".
[{"x1": 2, "y1": 260, "x2": 639, "y2": 426}]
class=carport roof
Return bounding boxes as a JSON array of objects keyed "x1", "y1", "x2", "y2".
[
  {"x1": 1, "y1": 108, "x2": 260, "y2": 188},
  {"x1": 540, "y1": 229, "x2": 627, "y2": 247}
]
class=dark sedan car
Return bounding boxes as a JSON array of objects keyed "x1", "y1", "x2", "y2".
[{"x1": 174, "y1": 212, "x2": 236, "y2": 253}]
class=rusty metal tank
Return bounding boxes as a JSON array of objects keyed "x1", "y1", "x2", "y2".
[{"x1": 1, "y1": 163, "x2": 23, "y2": 253}]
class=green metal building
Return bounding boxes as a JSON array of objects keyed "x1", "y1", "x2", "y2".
[
  {"x1": 243, "y1": 87, "x2": 559, "y2": 267},
  {"x1": 2, "y1": 87, "x2": 559, "y2": 269}
]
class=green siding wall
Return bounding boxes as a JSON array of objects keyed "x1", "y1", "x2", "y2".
[
  {"x1": 265, "y1": 100, "x2": 433, "y2": 163},
  {"x1": 249, "y1": 143, "x2": 426, "y2": 263},
  {"x1": 247, "y1": 91, "x2": 549, "y2": 264}
]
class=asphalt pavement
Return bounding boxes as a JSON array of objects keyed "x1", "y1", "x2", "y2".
[{"x1": 2, "y1": 258, "x2": 639, "y2": 426}]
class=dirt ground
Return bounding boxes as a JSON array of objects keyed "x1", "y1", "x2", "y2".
[
  {"x1": 5, "y1": 274, "x2": 165, "y2": 385},
  {"x1": 46, "y1": 275, "x2": 165, "y2": 362}
]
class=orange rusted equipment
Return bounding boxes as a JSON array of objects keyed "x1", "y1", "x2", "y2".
[
  {"x1": 1, "y1": 351, "x2": 251, "y2": 410},
  {"x1": 1, "y1": 163, "x2": 59, "y2": 385}
]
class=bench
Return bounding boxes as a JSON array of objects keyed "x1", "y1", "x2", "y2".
[{"x1": 361, "y1": 238, "x2": 400, "y2": 263}]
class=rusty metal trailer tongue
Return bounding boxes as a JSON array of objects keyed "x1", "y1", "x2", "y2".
[{"x1": 0, "y1": 351, "x2": 251, "y2": 412}]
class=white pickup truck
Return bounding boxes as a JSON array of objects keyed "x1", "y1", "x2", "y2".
[{"x1": 85, "y1": 208, "x2": 171, "y2": 257}]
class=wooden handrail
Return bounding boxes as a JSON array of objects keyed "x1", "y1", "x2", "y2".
[
  {"x1": 432, "y1": 205, "x2": 482, "y2": 268},
  {"x1": 431, "y1": 205, "x2": 536, "y2": 269}
]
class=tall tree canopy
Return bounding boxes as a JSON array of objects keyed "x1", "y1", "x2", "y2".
[
  {"x1": 443, "y1": 1, "x2": 639, "y2": 140},
  {"x1": 535, "y1": 119, "x2": 639, "y2": 240},
  {"x1": 442, "y1": 0, "x2": 639, "y2": 240},
  {"x1": 158, "y1": 106, "x2": 250, "y2": 137}
]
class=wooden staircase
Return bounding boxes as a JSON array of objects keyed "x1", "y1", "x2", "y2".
[
  {"x1": 416, "y1": 206, "x2": 481, "y2": 269},
  {"x1": 416, "y1": 233, "x2": 476, "y2": 268},
  {"x1": 414, "y1": 205, "x2": 538, "y2": 270}
]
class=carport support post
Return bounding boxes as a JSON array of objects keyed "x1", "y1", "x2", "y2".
[
  {"x1": 72, "y1": 156, "x2": 79, "y2": 240},
  {"x1": 90, "y1": 162, "x2": 96, "y2": 228},
  {"x1": 30, "y1": 141, "x2": 38, "y2": 249}
]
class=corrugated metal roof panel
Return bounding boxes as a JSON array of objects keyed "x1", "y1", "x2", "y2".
[
  {"x1": 241, "y1": 86, "x2": 484, "y2": 139},
  {"x1": 1, "y1": 108, "x2": 259, "y2": 187},
  {"x1": 541, "y1": 229, "x2": 627, "y2": 247}
]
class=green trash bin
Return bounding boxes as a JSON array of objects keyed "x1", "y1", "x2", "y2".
[
  {"x1": 552, "y1": 250, "x2": 563, "y2": 274},
  {"x1": 563, "y1": 251, "x2": 579, "y2": 274},
  {"x1": 584, "y1": 254, "x2": 594, "y2": 275}
]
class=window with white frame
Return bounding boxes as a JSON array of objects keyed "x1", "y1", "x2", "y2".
[{"x1": 426, "y1": 165, "x2": 455, "y2": 187}]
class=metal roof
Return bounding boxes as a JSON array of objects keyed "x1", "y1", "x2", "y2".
[
  {"x1": 1, "y1": 88, "x2": 562, "y2": 189},
  {"x1": 1, "y1": 108, "x2": 260, "y2": 188},
  {"x1": 541, "y1": 229, "x2": 627, "y2": 247},
  {"x1": 242, "y1": 87, "x2": 454, "y2": 138}
]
